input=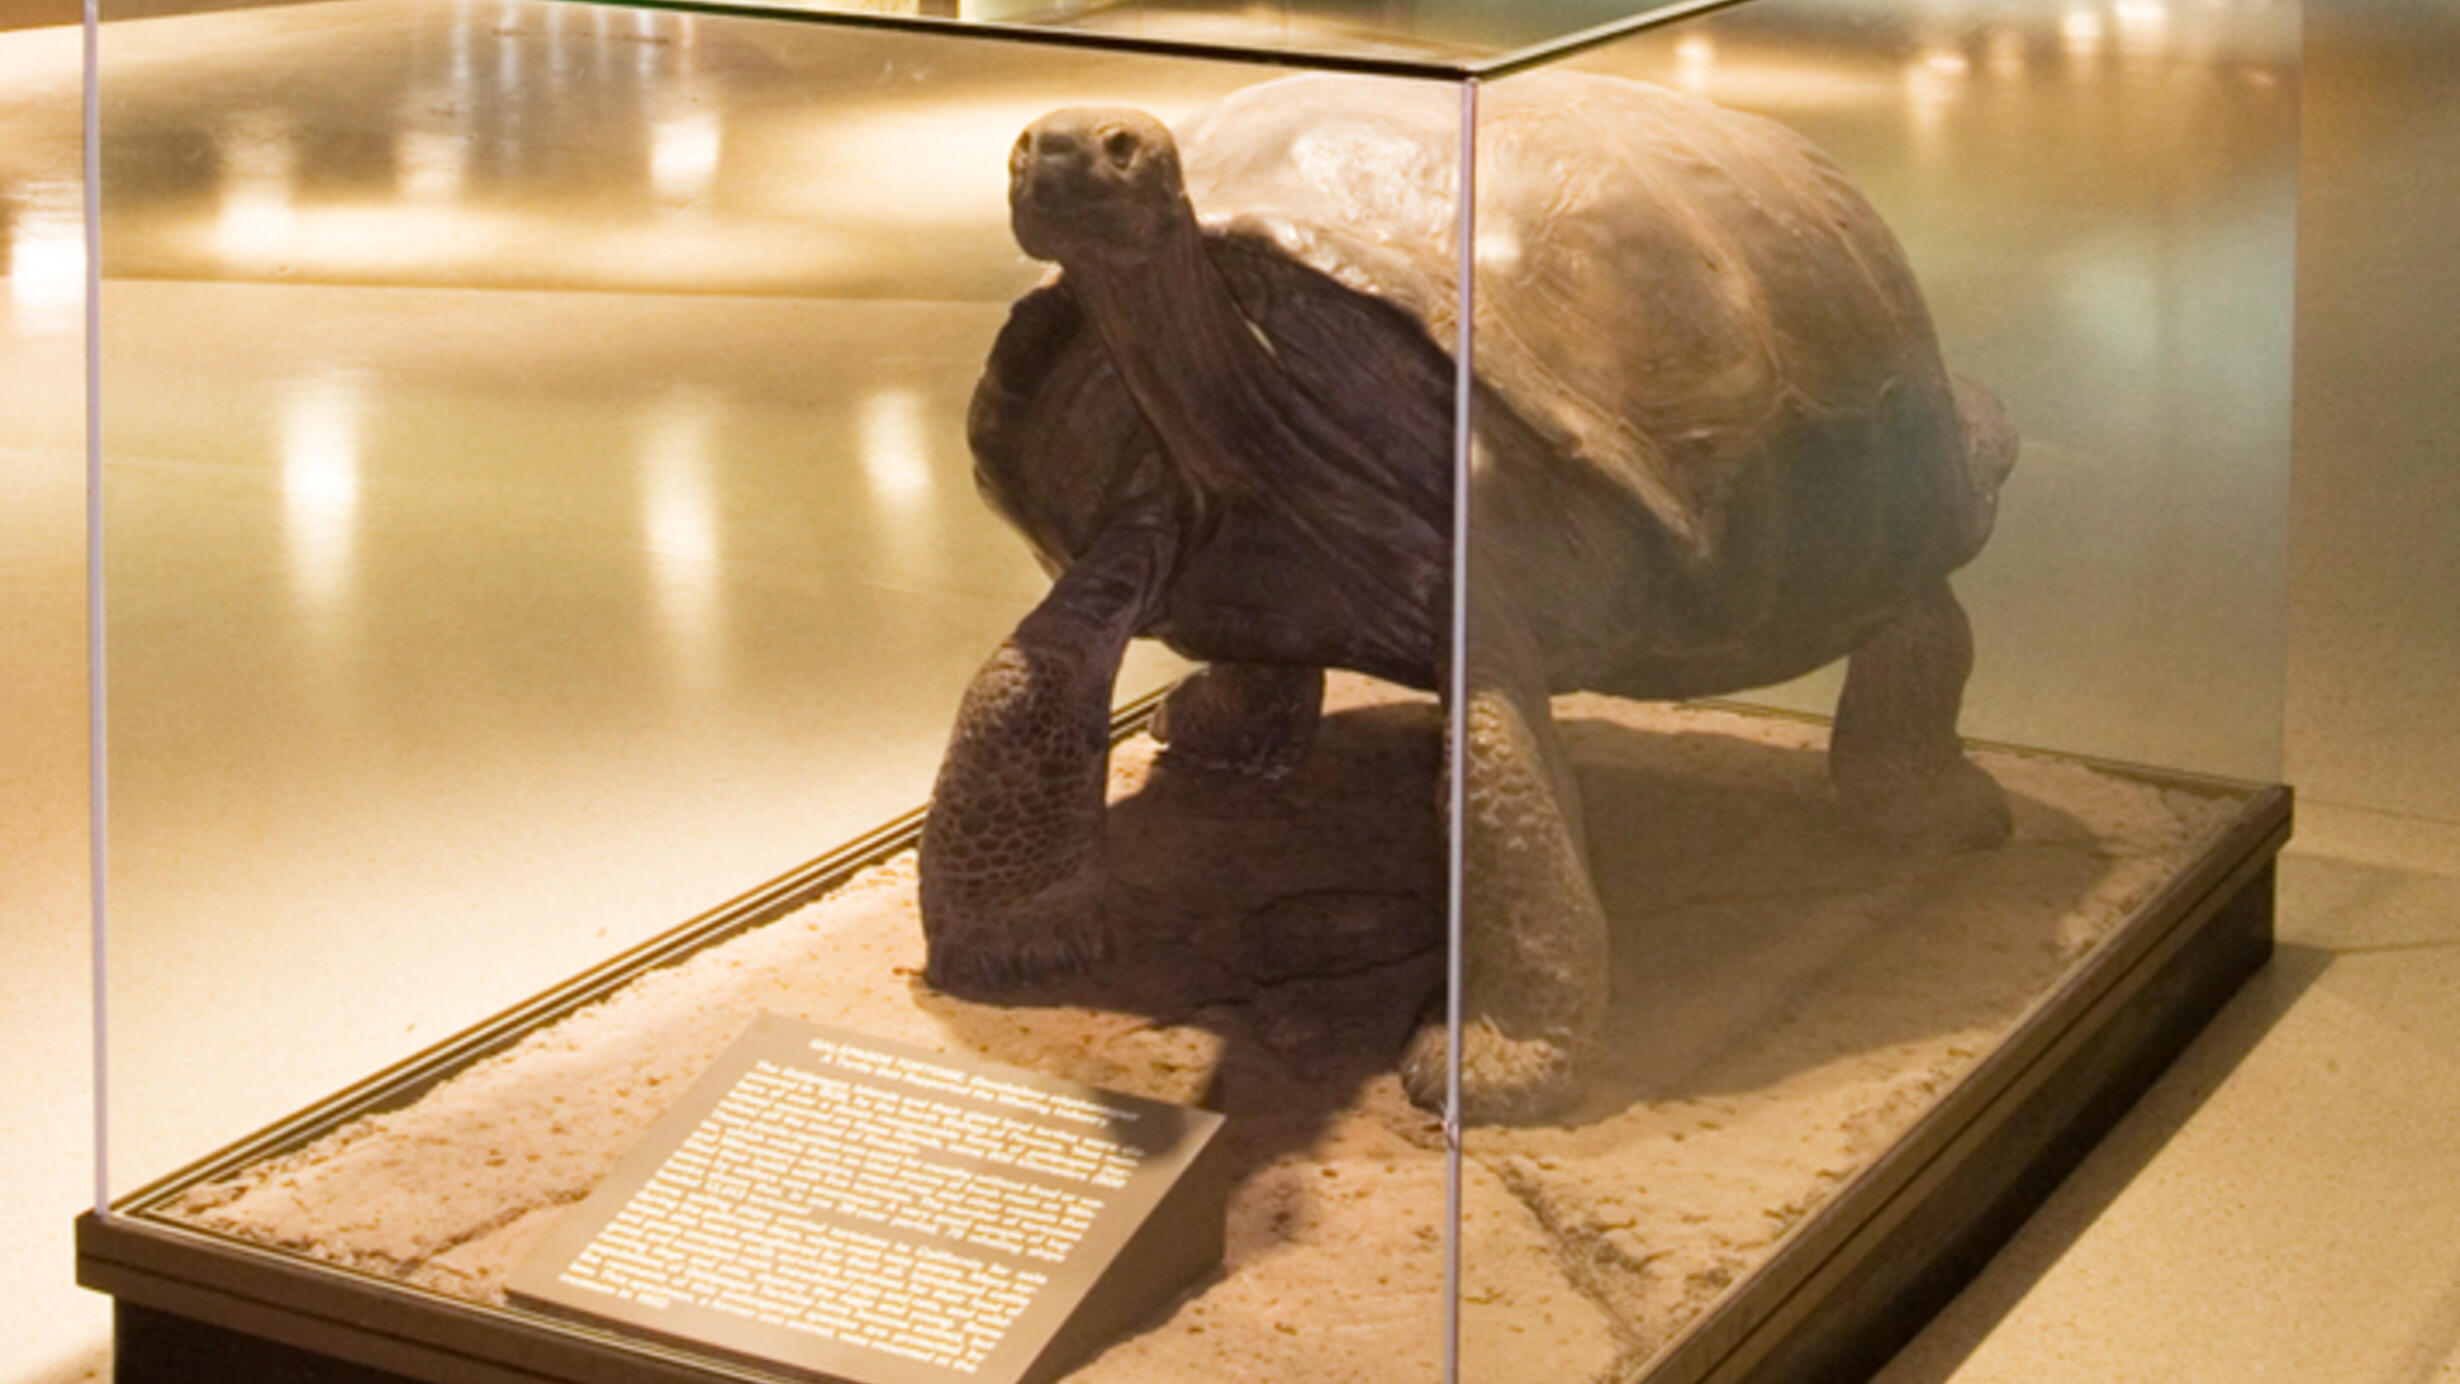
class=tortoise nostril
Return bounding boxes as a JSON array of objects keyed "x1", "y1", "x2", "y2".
[{"x1": 1103, "y1": 129, "x2": 1138, "y2": 167}]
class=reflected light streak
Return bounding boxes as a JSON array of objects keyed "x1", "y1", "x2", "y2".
[
  {"x1": 858, "y1": 389, "x2": 936, "y2": 513},
  {"x1": 281, "y1": 377, "x2": 366, "y2": 615},
  {"x1": 2113, "y1": 0, "x2": 2174, "y2": 52},
  {"x1": 651, "y1": 109, "x2": 724, "y2": 204},
  {"x1": 1674, "y1": 35, "x2": 1717, "y2": 92},
  {"x1": 1906, "y1": 48, "x2": 1969, "y2": 152},
  {"x1": 7, "y1": 214, "x2": 84, "y2": 322},
  {"x1": 450, "y1": 0, "x2": 474, "y2": 93},
  {"x1": 634, "y1": 8, "x2": 666, "y2": 80},
  {"x1": 643, "y1": 391, "x2": 720, "y2": 566},
  {"x1": 589, "y1": 3, "x2": 614, "y2": 82},
  {"x1": 395, "y1": 128, "x2": 468, "y2": 202},
  {"x1": 497, "y1": 3, "x2": 524, "y2": 92},
  {"x1": 1987, "y1": 29, "x2": 2029, "y2": 77},
  {"x1": 216, "y1": 109, "x2": 297, "y2": 260},
  {"x1": 1476, "y1": 226, "x2": 1524, "y2": 275},
  {"x1": 2062, "y1": 7, "x2": 2108, "y2": 58},
  {"x1": 640, "y1": 389, "x2": 724, "y2": 683}
]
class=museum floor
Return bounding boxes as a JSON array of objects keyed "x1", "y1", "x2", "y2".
[{"x1": 4, "y1": 0, "x2": 2457, "y2": 1380}]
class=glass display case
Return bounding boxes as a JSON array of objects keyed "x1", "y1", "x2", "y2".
[{"x1": 73, "y1": 0, "x2": 2298, "y2": 1381}]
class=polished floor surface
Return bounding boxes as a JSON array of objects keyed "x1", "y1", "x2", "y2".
[{"x1": 2, "y1": 0, "x2": 2456, "y2": 1380}]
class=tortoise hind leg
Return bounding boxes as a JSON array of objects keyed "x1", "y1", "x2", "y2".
[
  {"x1": 1831, "y1": 579, "x2": 2012, "y2": 851},
  {"x1": 1151, "y1": 663, "x2": 1324, "y2": 779}
]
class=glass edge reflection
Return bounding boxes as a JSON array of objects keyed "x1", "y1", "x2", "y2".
[
  {"x1": 533, "y1": 0, "x2": 1480, "y2": 79},
  {"x1": 1442, "y1": 72, "x2": 1474, "y2": 1384},
  {"x1": 1471, "y1": 0, "x2": 1770, "y2": 77},
  {"x1": 517, "y1": 0, "x2": 1768, "y2": 80},
  {"x1": 83, "y1": 0, "x2": 110, "y2": 1218}
]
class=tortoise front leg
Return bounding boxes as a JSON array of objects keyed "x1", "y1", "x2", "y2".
[
  {"x1": 920, "y1": 523, "x2": 1175, "y2": 991},
  {"x1": 1400, "y1": 602, "x2": 1609, "y2": 1125},
  {"x1": 1151, "y1": 662, "x2": 1324, "y2": 779}
]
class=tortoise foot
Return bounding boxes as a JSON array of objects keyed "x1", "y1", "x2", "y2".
[
  {"x1": 1399, "y1": 1017, "x2": 1582, "y2": 1126},
  {"x1": 922, "y1": 868, "x2": 1124, "y2": 994},
  {"x1": 1843, "y1": 757, "x2": 2012, "y2": 854},
  {"x1": 1152, "y1": 664, "x2": 1322, "y2": 780}
]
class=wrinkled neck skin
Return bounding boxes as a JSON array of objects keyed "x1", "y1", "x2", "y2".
[
  {"x1": 1048, "y1": 211, "x2": 1454, "y2": 682},
  {"x1": 1055, "y1": 220, "x2": 1306, "y2": 508}
]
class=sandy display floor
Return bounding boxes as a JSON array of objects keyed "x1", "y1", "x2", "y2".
[{"x1": 166, "y1": 677, "x2": 2244, "y2": 1383}]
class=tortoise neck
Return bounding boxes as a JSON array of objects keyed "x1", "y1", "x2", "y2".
[
  {"x1": 1060, "y1": 228, "x2": 1303, "y2": 503},
  {"x1": 1057, "y1": 224, "x2": 1454, "y2": 673}
]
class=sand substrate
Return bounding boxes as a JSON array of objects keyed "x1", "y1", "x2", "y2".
[{"x1": 166, "y1": 677, "x2": 2246, "y2": 1383}]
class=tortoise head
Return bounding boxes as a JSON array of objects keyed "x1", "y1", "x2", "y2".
[{"x1": 1008, "y1": 107, "x2": 1192, "y2": 266}]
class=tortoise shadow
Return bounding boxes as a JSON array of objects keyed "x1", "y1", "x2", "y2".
[
  {"x1": 921, "y1": 684, "x2": 2124, "y2": 1167},
  {"x1": 919, "y1": 695, "x2": 1452, "y2": 1180}
]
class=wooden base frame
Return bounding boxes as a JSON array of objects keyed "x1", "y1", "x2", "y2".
[{"x1": 77, "y1": 709, "x2": 2289, "y2": 1384}]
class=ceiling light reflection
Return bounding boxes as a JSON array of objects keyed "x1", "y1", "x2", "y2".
[
  {"x1": 651, "y1": 108, "x2": 724, "y2": 205},
  {"x1": 640, "y1": 388, "x2": 724, "y2": 685},
  {"x1": 1674, "y1": 35, "x2": 1717, "y2": 92},
  {"x1": 2061, "y1": 7, "x2": 2108, "y2": 58},
  {"x1": 1476, "y1": 225, "x2": 1524, "y2": 275},
  {"x1": 634, "y1": 7, "x2": 665, "y2": 80},
  {"x1": 497, "y1": 3, "x2": 524, "y2": 92},
  {"x1": 2114, "y1": 0, "x2": 2174, "y2": 51},
  {"x1": 1987, "y1": 29, "x2": 2029, "y2": 77},
  {"x1": 216, "y1": 109, "x2": 297, "y2": 261},
  {"x1": 395, "y1": 128, "x2": 468, "y2": 202},
  {"x1": 6, "y1": 212, "x2": 84, "y2": 325},
  {"x1": 449, "y1": 0, "x2": 474, "y2": 91},
  {"x1": 1899, "y1": 49, "x2": 1958, "y2": 109},
  {"x1": 281, "y1": 376, "x2": 366, "y2": 616},
  {"x1": 858, "y1": 388, "x2": 936, "y2": 513},
  {"x1": 1905, "y1": 46, "x2": 1969, "y2": 150}
]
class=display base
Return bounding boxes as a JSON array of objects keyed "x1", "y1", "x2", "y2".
[
  {"x1": 80, "y1": 693, "x2": 2288, "y2": 1384},
  {"x1": 115, "y1": 1301, "x2": 418, "y2": 1384}
]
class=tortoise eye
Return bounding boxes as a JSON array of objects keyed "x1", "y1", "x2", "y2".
[{"x1": 1103, "y1": 129, "x2": 1138, "y2": 168}]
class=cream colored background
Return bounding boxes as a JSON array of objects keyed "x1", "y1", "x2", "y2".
[{"x1": 3, "y1": 0, "x2": 2457, "y2": 1379}]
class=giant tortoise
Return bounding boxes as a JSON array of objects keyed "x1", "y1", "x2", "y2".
[{"x1": 916, "y1": 71, "x2": 2018, "y2": 1123}]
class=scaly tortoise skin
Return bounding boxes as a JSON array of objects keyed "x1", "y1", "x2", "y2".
[{"x1": 918, "y1": 72, "x2": 2017, "y2": 1124}]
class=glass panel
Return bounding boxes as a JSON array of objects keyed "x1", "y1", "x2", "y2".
[
  {"x1": 1565, "y1": 0, "x2": 2297, "y2": 781},
  {"x1": 96, "y1": 2, "x2": 1468, "y2": 1376},
  {"x1": 1457, "y1": 0, "x2": 2293, "y2": 1377},
  {"x1": 91, "y1": 1, "x2": 1258, "y2": 1181},
  {"x1": 95, "y1": 0, "x2": 1217, "y2": 1194}
]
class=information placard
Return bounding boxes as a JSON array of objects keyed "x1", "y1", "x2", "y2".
[{"x1": 508, "y1": 1014, "x2": 1227, "y2": 1384}]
